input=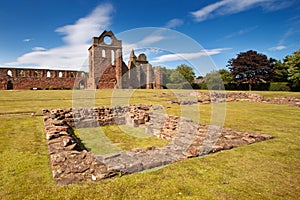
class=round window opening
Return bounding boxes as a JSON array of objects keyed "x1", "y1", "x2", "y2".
[{"x1": 104, "y1": 36, "x2": 112, "y2": 45}]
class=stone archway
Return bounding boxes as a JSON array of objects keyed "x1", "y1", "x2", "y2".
[
  {"x1": 7, "y1": 80, "x2": 13, "y2": 90},
  {"x1": 79, "y1": 80, "x2": 85, "y2": 89}
]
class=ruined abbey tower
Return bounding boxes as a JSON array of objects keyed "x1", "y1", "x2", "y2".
[
  {"x1": 87, "y1": 30, "x2": 163, "y2": 89},
  {"x1": 0, "y1": 30, "x2": 163, "y2": 90}
]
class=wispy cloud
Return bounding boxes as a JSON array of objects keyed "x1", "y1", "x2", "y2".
[
  {"x1": 122, "y1": 34, "x2": 166, "y2": 61},
  {"x1": 152, "y1": 48, "x2": 230, "y2": 63},
  {"x1": 269, "y1": 45, "x2": 287, "y2": 51},
  {"x1": 6, "y1": 4, "x2": 113, "y2": 70},
  {"x1": 191, "y1": 0, "x2": 293, "y2": 22},
  {"x1": 23, "y1": 38, "x2": 32, "y2": 42},
  {"x1": 165, "y1": 18, "x2": 184, "y2": 29},
  {"x1": 32, "y1": 46, "x2": 47, "y2": 51},
  {"x1": 224, "y1": 26, "x2": 258, "y2": 39},
  {"x1": 279, "y1": 28, "x2": 294, "y2": 45},
  {"x1": 138, "y1": 35, "x2": 165, "y2": 46},
  {"x1": 55, "y1": 4, "x2": 113, "y2": 45}
]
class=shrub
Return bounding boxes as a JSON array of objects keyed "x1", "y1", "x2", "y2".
[
  {"x1": 166, "y1": 83, "x2": 183, "y2": 89},
  {"x1": 269, "y1": 82, "x2": 291, "y2": 91}
]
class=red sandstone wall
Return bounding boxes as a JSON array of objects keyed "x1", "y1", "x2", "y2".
[{"x1": 0, "y1": 68, "x2": 86, "y2": 90}]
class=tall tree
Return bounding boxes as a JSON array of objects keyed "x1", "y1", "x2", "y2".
[
  {"x1": 285, "y1": 49, "x2": 300, "y2": 90},
  {"x1": 272, "y1": 60, "x2": 289, "y2": 82},
  {"x1": 218, "y1": 69, "x2": 233, "y2": 84},
  {"x1": 176, "y1": 64, "x2": 195, "y2": 84},
  {"x1": 227, "y1": 50, "x2": 276, "y2": 91},
  {"x1": 204, "y1": 69, "x2": 232, "y2": 90},
  {"x1": 204, "y1": 70, "x2": 224, "y2": 90}
]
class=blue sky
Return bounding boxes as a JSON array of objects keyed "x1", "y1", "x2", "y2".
[{"x1": 0, "y1": 0, "x2": 299, "y2": 76}]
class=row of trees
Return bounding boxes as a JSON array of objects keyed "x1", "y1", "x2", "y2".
[
  {"x1": 224, "y1": 49, "x2": 300, "y2": 91},
  {"x1": 165, "y1": 49, "x2": 300, "y2": 91},
  {"x1": 161, "y1": 64, "x2": 195, "y2": 89}
]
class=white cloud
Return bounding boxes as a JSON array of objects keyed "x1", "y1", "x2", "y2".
[
  {"x1": 55, "y1": 4, "x2": 113, "y2": 45},
  {"x1": 32, "y1": 46, "x2": 47, "y2": 51},
  {"x1": 191, "y1": 0, "x2": 293, "y2": 22},
  {"x1": 269, "y1": 45, "x2": 287, "y2": 51},
  {"x1": 23, "y1": 38, "x2": 32, "y2": 42},
  {"x1": 5, "y1": 4, "x2": 113, "y2": 70},
  {"x1": 138, "y1": 35, "x2": 165, "y2": 46},
  {"x1": 122, "y1": 34, "x2": 166, "y2": 62},
  {"x1": 165, "y1": 19, "x2": 184, "y2": 29},
  {"x1": 152, "y1": 48, "x2": 230, "y2": 63}
]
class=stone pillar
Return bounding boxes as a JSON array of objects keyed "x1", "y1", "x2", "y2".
[
  {"x1": 154, "y1": 66, "x2": 163, "y2": 89},
  {"x1": 146, "y1": 64, "x2": 152, "y2": 89},
  {"x1": 12, "y1": 69, "x2": 17, "y2": 77},
  {"x1": 115, "y1": 49, "x2": 123, "y2": 88}
]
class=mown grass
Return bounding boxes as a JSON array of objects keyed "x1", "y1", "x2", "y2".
[
  {"x1": 0, "y1": 90, "x2": 299, "y2": 199},
  {"x1": 76, "y1": 125, "x2": 168, "y2": 154}
]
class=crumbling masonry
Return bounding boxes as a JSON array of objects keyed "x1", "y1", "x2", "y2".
[
  {"x1": 87, "y1": 30, "x2": 163, "y2": 89},
  {"x1": 0, "y1": 68, "x2": 86, "y2": 90},
  {"x1": 0, "y1": 30, "x2": 163, "y2": 90}
]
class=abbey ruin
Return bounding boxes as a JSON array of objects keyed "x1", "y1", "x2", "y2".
[{"x1": 0, "y1": 30, "x2": 163, "y2": 90}]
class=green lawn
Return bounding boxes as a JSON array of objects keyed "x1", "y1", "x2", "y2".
[
  {"x1": 0, "y1": 90, "x2": 299, "y2": 199},
  {"x1": 76, "y1": 125, "x2": 168, "y2": 154}
]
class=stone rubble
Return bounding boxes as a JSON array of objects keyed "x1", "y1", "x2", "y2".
[
  {"x1": 43, "y1": 104, "x2": 273, "y2": 185},
  {"x1": 170, "y1": 91, "x2": 300, "y2": 107}
]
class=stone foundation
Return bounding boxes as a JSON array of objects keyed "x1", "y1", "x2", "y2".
[
  {"x1": 170, "y1": 91, "x2": 300, "y2": 107},
  {"x1": 43, "y1": 104, "x2": 273, "y2": 185}
]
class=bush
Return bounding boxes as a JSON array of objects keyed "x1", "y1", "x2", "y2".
[
  {"x1": 269, "y1": 82, "x2": 291, "y2": 91},
  {"x1": 166, "y1": 83, "x2": 183, "y2": 89},
  {"x1": 193, "y1": 83, "x2": 208, "y2": 90},
  {"x1": 224, "y1": 83, "x2": 270, "y2": 91}
]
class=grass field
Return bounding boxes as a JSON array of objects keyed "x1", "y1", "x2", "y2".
[{"x1": 0, "y1": 89, "x2": 299, "y2": 199}]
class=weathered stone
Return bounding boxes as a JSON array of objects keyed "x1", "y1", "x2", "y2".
[
  {"x1": 62, "y1": 138, "x2": 72, "y2": 147},
  {"x1": 43, "y1": 104, "x2": 274, "y2": 185}
]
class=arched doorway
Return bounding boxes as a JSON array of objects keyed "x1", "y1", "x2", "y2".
[
  {"x1": 7, "y1": 80, "x2": 13, "y2": 90},
  {"x1": 79, "y1": 80, "x2": 85, "y2": 89}
]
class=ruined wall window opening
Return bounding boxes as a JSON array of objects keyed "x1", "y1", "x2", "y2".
[
  {"x1": 79, "y1": 80, "x2": 85, "y2": 89},
  {"x1": 70, "y1": 72, "x2": 74, "y2": 78},
  {"x1": 58, "y1": 72, "x2": 63, "y2": 78},
  {"x1": 111, "y1": 50, "x2": 115, "y2": 65},
  {"x1": 34, "y1": 71, "x2": 39, "y2": 78},
  {"x1": 46, "y1": 71, "x2": 51, "y2": 77},
  {"x1": 81, "y1": 73, "x2": 86, "y2": 79},
  {"x1": 7, "y1": 70, "x2": 12, "y2": 77},
  {"x1": 102, "y1": 49, "x2": 106, "y2": 58},
  {"x1": 20, "y1": 70, "x2": 25, "y2": 77},
  {"x1": 103, "y1": 36, "x2": 112, "y2": 45}
]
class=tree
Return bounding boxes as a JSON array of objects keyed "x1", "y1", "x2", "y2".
[
  {"x1": 176, "y1": 64, "x2": 195, "y2": 84},
  {"x1": 203, "y1": 69, "x2": 232, "y2": 90},
  {"x1": 227, "y1": 50, "x2": 276, "y2": 91},
  {"x1": 218, "y1": 69, "x2": 233, "y2": 84},
  {"x1": 284, "y1": 49, "x2": 300, "y2": 90},
  {"x1": 272, "y1": 60, "x2": 289, "y2": 82},
  {"x1": 161, "y1": 67, "x2": 173, "y2": 85},
  {"x1": 204, "y1": 70, "x2": 224, "y2": 90}
]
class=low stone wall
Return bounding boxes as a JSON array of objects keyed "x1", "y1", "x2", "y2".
[
  {"x1": 170, "y1": 91, "x2": 300, "y2": 107},
  {"x1": 0, "y1": 67, "x2": 86, "y2": 90},
  {"x1": 43, "y1": 104, "x2": 273, "y2": 185}
]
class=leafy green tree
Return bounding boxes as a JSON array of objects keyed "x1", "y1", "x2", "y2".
[
  {"x1": 170, "y1": 70, "x2": 184, "y2": 84},
  {"x1": 285, "y1": 49, "x2": 300, "y2": 90},
  {"x1": 272, "y1": 60, "x2": 289, "y2": 82},
  {"x1": 218, "y1": 69, "x2": 233, "y2": 84},
  {"x1": 161, "y1": 67, "x2": 173, "y2": 85},
  {"x1": 204, "y1": 70, "x2": 224, "y2": 90},
  {"x1": 176, "y1": 64, "x2": 195, "y2": 84},
  {"x1": 227, "y1": 50, "x2": 276, "y2": 91}
]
